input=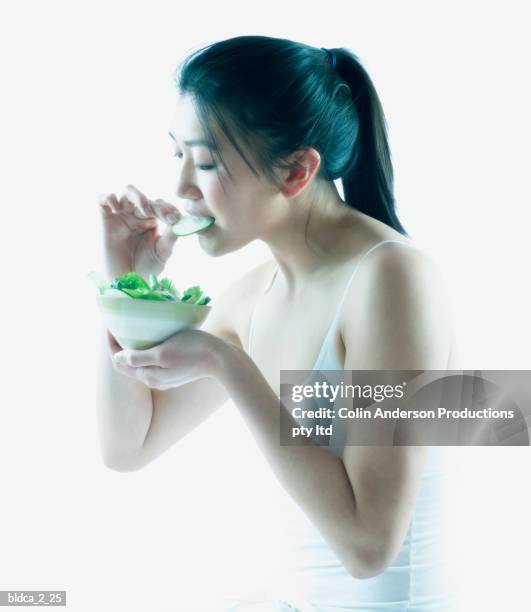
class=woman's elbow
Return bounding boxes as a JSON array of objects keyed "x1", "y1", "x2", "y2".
[
  {"x1": 346, "y1": 544, "x2": 394, "y2": 580},
  {"x1": 347, "y1": 560, "x2": 388, "y2": 580}
]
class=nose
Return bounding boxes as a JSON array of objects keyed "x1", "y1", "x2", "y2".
[{"x1": 175, "y1": 163, "x2": 202, "y2": 200}]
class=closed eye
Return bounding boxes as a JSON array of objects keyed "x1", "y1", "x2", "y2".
[{"x1": 173, "y1": 152, "x2": 215, "y2": 171}]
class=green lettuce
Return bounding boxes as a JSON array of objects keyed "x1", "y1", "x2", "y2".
[{"x1": 88, "y1": 271, "x2": 211, "y2": 305}]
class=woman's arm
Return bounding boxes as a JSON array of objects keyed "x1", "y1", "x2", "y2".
[
  {"x1": 339, "y1": 246, "x2": 453, "y2": 573},
  {"x1": 213, "y1": 345, "x2": 373, "y2": 577},
  {"x1": 97, "y1": 324, "x2": 154, "y2": 470},
  {"x1": 212, "y1": 246, "x2": 452, "y2": 579}
]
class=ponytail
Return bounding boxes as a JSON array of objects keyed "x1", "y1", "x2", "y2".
[{"x1": 333, "y1": 49, "x2": 408, "y2": 236}]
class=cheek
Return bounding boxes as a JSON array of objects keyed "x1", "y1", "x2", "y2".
[
  {"x1": 207, "y1": 180, "x2": 228, "y2": 210},
  {"x1": 203, "y1": 169, "x2": 269, "y2": 225},
  {"x1": 206, "y1": 178, "x2": 249, "y2": 220}
]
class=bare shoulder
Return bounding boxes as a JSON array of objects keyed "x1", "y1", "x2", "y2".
[
  {"x1": 201, "y1": 259, "x2": 276, "y2": 351},
  {"x1": 339, "y1": 238, "x2": 454, "y2": 369},
  {"x1": 358, "y1": 239, "x2": 441, "y2": 282},
  {"x1": 355, "y1": 239, "x2": 446, "y2": 303}
]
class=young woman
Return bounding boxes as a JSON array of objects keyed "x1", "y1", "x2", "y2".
[{"x1": 97, "y1": 36, "x2": 457, "y2": 611}]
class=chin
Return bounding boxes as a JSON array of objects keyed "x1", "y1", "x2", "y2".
[
  {"x1": 197, "y1": 230, "x2": 229, "y2": 257},
  {"x1": 197, "y1": 228, "x2": 251, "y2": 257}
]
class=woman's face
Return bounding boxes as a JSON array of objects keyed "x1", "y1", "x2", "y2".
[{"x1": 169, "y1": 94, "x2": 281, "y2": 256}]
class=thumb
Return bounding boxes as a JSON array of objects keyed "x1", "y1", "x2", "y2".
[
  {"x1": 154, "y1": 223, "x2": 179, "y2": 262},
  {"x1": 114, "y1": 349, "x2": 160, "y2": 368}
]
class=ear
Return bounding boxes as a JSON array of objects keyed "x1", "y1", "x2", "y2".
[{"x1": 279, "y1": 148, "x2": 321, "y2": 198}]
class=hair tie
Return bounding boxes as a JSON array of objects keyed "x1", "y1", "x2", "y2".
[{"x1": 320, "y1": 47, "x2": 337, "y2": 69}]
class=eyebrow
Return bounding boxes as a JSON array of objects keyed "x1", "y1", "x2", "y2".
[{"x1": 168, "y1": 130, "x2": 215, "y2": 149}]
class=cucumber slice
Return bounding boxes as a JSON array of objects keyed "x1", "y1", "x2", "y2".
[{"x1": 171, "y1": 215, "x2": 215, "y2": 236}]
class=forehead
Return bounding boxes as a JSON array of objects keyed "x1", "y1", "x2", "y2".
[
  {"x1": 169, "y1": 95, "x2": 228, "y2": 151},
  {"x1": 170, "y1": 95, "x2": 204, "y2": 135}
]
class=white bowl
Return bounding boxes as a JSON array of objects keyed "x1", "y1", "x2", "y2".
[{"x1": 97, "y1": 294, "x2": 211, "y2": 350}]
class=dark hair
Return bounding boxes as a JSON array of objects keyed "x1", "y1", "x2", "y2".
[{"x1": 174, "y1": 35, "x2": 408, "y2": 236}]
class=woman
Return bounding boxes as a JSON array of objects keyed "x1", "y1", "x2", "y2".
[{"x1": 97, "y1": 36, "x2": 456, "y2": 611}]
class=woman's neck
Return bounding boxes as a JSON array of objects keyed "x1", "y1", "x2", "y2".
[{"x1": 260, "y1": 182, "x2": 364, "y2": 298}]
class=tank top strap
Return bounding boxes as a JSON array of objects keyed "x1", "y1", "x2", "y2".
[{"x1": 327, "y1": 239, "x2": 419, "y2": 329}]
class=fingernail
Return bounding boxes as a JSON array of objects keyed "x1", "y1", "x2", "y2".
[{"x1": 167, "y1": 213, "x2": 180, "y2": 223}]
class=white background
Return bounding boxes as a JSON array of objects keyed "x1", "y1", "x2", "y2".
[{"x1": 1, "y1": 1, "x2": 529, "y2": 610}]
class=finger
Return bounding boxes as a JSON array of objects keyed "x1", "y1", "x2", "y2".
[
  {"x1": 135, "y1": 366, "x2": 165, "y2": 389},
  {"x1": 154, "y1": 222, "x2": 179, "y2": 262},
  {"x1": 116, "y1": 194, "x2": 158, "y2": 230},
  {"x1": 97, "y1": 193, "x2": 117, "y2": 213},
  {"x1": 97, "y1": 193, "x2": 112, "y2": 207},
  {"x1": 116, "y1": 194, "x2": 135, "y2": 215},
  {"x1": 112, "y1": 359, "x2": 143, "y2": 381},
  {"x1": 125, "y1": 184, "x2": 157, "y2": 219},
  {"x1": 113, "y1": 361, "x2": 164, "y2": 388},
  {"x1": 106, "y1": 330, "x2": 123, "y2": 356},
  {"x1": 150, "y1": 198, "x2": 183, "y2": 225},
  {"x1": 98, "y1": 201, "x2": 114, "y2": 220},
  {"x1": 113, "y1": 348, "x2": 163, "y2": 368},
  {"x1": 119, "y1": 193, "x2": 150, "y2": 220},
  {"x1": 106, "y1": 193, "x2": 120, "y2": 213}
]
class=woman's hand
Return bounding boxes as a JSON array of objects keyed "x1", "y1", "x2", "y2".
[
  {"x1": 98, "y1": 184, "x2": 183, "y2": 280},
  {"x1": 108, "y1": 328, "x2": 228, "y2": 390}
]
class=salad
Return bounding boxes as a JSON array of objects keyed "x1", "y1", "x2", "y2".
[{"x1": 88, "y1": 271, "x2": 211, "y2": 306}]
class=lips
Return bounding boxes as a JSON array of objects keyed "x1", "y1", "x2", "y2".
[{"x1": 183, "y1": 201, "x2": 212, "y2": 217}]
